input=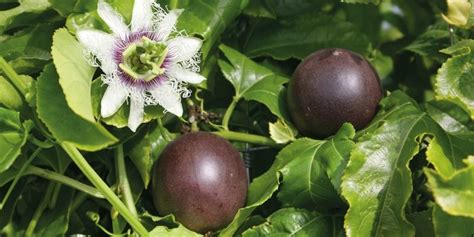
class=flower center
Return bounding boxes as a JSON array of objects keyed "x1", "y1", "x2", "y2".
[{"x1": 119, "y1": 36, "x2": 168, "y2": 82}]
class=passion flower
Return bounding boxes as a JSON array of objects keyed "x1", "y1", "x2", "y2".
[{"x1": 77, "y1": 0, "x2": 205, "y2": 131}]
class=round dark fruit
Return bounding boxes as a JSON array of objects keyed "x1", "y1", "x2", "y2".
[
  {"x1": 287, "y1": 48, "x2": 382, "y2": 138},
  {"x1": 151, "y1": 132, "x2": 248, "y2": 234}
]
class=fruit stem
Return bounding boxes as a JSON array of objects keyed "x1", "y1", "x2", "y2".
[
  {"x1": 115, "y1": 144, "x2": 138, "y2": 217},
  {"x1": 26, "y1": 165, "x2": 105, "y2": 199},
  {"x1": 213, "y1": 130, "x2": 283, "y2": 148},
  {"x1": 0, "y1": 56, "x2": 27, "y2": 96},
  {"x1": 61, "y1": 142, "x2": 149, "y2": 236},
  {"x1": 222, "y1": 97, "x2": 239, "y2": 131}
]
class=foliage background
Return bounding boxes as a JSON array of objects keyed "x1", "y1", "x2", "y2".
[{"x1": 0, "y1": 0, "x2": 473, "y2": 236}]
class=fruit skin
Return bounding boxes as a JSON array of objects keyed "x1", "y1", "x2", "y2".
[
  {"x1": 287, "y1": 48, "x2": 382, "y2": 138},
  {"x1": 152, "y1": 132, "x2": 248, "y2": 233}
]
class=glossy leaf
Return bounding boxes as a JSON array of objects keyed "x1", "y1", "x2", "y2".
[
  {"x1": 433, "y1": 205, "x2": 474, "y2": 237},
  {"x1": 52, "y1": 28, "x2": 96, "y2": 122},
  {"x1": 435, "y1": 40, "x2": 474, "y2": 119},
  {"x1": 277, "y1": 124, "x2": 355, "y2": 209},
  {"x1": 242, "y1": 208, "x2": 344, "y2": 237},
  {"x1": 425, "y1": 160, "x2": 474, "y2": 218},
  {"x1": 36, "y1": 64, "x2": 117, "y2": 151},
  {"x1": 176, "y1": 0, "x2": 249, "y2": 59},
  {"x1": 0, "y1": 107, "x2": 32, "y2": 172},
  {"x1": 342, "y1": 92, "x2": 431, "y2": 237},
  {"x1": 242, "y1": 13, "x2": 372, "y2": 60},
  {"x1": 218, "y1": 44, "x2": 289, "y2": 119},
  {"x1": 424, "y1": 100, "x2": 474, "y2": 134},
  {"x1": 49, "y1": 0, "x2": 97, "y2": 16}
]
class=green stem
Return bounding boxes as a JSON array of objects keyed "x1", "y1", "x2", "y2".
[
  {"x1": 26, "y1": 166, "x2": 105, "y2": 199},
  {"x1": 28, "y1": 136, "x2": 54, "y2": 148},
  {"x1": 222, "y1": 97, "x2": 239, "y2": 131},
  {"x1": 115, "y1": 145, "x2": 138, "y2": 217},
  {"x1": 25, "y1": 183, "x2": 54, "y2": 237},
  {"x1": 0, "y1": 147, "x2": 42, "y2": 210},
  {"x1": 60, "y1": 142, "x2": 149, "y2": 236},
  {"x1": 213, "y1": 131, "x2": 282, "y2": 148},
  {"x1": 111, "y1": 207, "x2": 122, "y2": 235},
  {"x1": 48, "y1": 182, "x2": 61, "y2": 209},
  {"x1": 0, "y1": 56, "x2": 27, "y2": 95}
]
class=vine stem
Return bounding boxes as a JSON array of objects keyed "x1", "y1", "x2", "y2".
[
  {"x1": 26, "y1": 165, "x2": 105, "y2": 199},
  {"x1": 0, "y1": 56, "x2": 27, "y2": 95},
  {"x1": 213, "y1": 130, "x2": 282, "y2": 148},
  {"x1": 25, "y1": 182, "x2": 54, "y2": 237},
  {"x1": 115, "y1": 145, "x2": 138, "y2": 217},
  {"x1": 222, "y1": 97, "x2": 239, "y2": 131},
  {"x1": 60, "y1": 142, "x2": 149, "y2": 236}
]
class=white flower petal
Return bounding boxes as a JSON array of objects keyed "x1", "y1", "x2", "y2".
[
  {"x1": 101, "y1": 84, "x2": 128, "y2": 118},
  {"x1": 131, "y1": 0, "x2": 154, "y2": 31},
  {"x1": 167, "y1": 37, "x2": 202, "y2": 63},
  {"x1": 97, "y1": 0, "x2": 130, "y2": 39},
  {"x1": 128, "y1": 96, "x2": 145, "y2": 132},
  {"x1": 167, "y1": 65, "x2": 205, "y2": 84},
  {"x1": 155, "y1": 9, "x2": 182, "y2": 40},
  {"x1": 151, "y1": 82, "x2": 183, "y2": 117},
  {"x1": 77, "y1": 29, "x2": 117, "y2": 74}
]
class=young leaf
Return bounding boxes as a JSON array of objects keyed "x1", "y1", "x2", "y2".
[
  {"x1": 268, "y1": 119, "x2": 297, "y2": 144},
  {"x1": 218, "y1": 44, "x2": 289, "y2": 120},
  {"x1": 425, "y1": 159, "x2": 474, "y2": 218},
  {"x1": 0, "y1": 107, "x2": 32, "y2": 173},
  {"x1": 242, "y1": 13, "x2": 372, "y2": 60},
  {"x1": 51, "y1": 28, "x2": 96, "y2": 122},
  {"x1": 242, "y1": 208, "x2": 344, "y2": 236},
  {"x1": 435, "y1": 40, "x2": 474, "y2": 119},
  {"x1": 0, "y1": 76, "x2": 23, "y2": 110},
  {"x1": 36, "y1": 64, "x2": 118, "y2": 151}
]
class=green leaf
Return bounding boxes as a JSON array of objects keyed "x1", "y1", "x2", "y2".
[
  {"x1": 404, "y1": 28, "x2": 450, "y2": 61},
  {"x1": 243, "y1": 0, "x2": 332, "y2": 18},
  {"x1": 242, "y1": 13, "x2": 372, "y2": 60},
  {"x1": 36, "y1": 64, "x2": 118, "y2": 151},
  {"x1": 52, "y1": 28, "x2": 96, "y2": 122},
  {"x1": 49, "y1": 0, "x2": 97, "y2": 16},
  {"x1": 277, "y1": 124, "x2": 355, "y2": 209},
  {"x1": 342, "y1": 92, "x2": 431, "y2": 237},
  {"x1": 242, "y1": 208, "x2": 344, "y2": 236},
  {"x1": 125, "y1": 122, "x2": 176, "y2": 188},
  {"x1": 341, "y1": 0, "x2": 380, "y2": 4},
  {"x1": 218, "y1": 44, "x2": 289, "y2": 119},
  {"x1": 435, "y1": 40, "x2": 474, "y2": 119},
  {"x1": 34, "y1": 186, "x2": 74, "y2": 236},
  {"x1": 407, "y1": 209, "x2": 435, "y2": 237},
  {"x1": 425, "y1": 160, "x2": 474, "y2": 218},
  {"x1": 268, "y1": 119, "x2": 297, "y2": 144},
  {"x1": 150, "y1": 225, "x2": 201, "y2": 237},
  {"x1": 433, "y1": 204, "x2": 474, "y2": 237},
  {"x1": 424, "y1": 100, "x2": 474, "y2": 134},
  {"x1": 0, "y1": 0, "x2": 51, "y2": 33},
  {"x1": 0, "y1": 107, "x2": 32, "y2": 173},
  {"x1": 91, "y1": 79, "x2": 164, "y2": 128},
  {"x1": 0, "y1": 76, "x2": 23, "y2": 110},
  {"x1": 177, "y1": 0, "x2": 249, "y2": 59}
]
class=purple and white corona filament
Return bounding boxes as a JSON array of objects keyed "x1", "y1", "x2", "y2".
[{"x1": 77, "y1": 0, "x2": 205, "y2": 131}]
